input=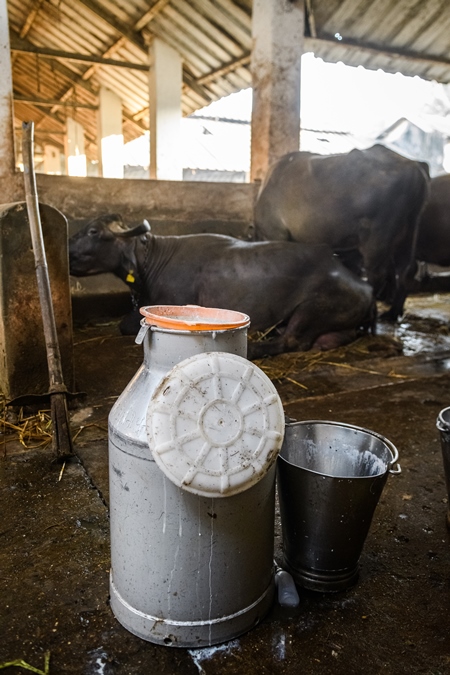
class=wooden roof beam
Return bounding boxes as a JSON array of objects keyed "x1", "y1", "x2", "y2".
[
  {"x1": 17, "y1": 106, "x2": 65, "y2": 131},
  {"x1": 10, "y1": 34, "x2": 149, "y2": 71},
  {"x1": 50, "y1": 37, "x2": 128, "y2": 114},
  {"x1": 134, "y1": 0, "x2": 172, "y2": 31},
  {"x1": 76, "y1": 0, "x2": 211, "y2": 101},
  {"x1": 14, "y1": 93, "x2": 98, "y2": 109},
  {"x1": 197, "y1": 53, "x2": 251, "y2": 85},
  {"x1": 19, "y1": 0, "x2": 45, "y2": 39},
  {"x1": 76, "y1": 0, "x2": 149, "y2": 52},
  {"x1": 122, "y1": 110, "x2": 148, "y2": 134},
  {"x1": 10, "y1": 30, "x2": 99, "y2": 99}
]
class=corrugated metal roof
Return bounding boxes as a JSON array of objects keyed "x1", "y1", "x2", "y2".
[
  {"x1": 7, "y1": 0, "x2": 450, "y2": 162},
  {"x1": 308, "y1": 0, "x2": 450, "y2": 83}
]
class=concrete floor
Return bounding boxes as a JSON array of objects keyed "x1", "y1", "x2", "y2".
[{"x1": 1, "y1": 294, "x2": 450, "y2": 674}]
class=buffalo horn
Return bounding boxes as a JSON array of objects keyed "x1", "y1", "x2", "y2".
[{"x1": 111, "y1": 220, "x2": 151, "y2": 238}]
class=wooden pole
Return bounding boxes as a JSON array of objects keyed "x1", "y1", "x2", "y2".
[{"x1": 22, "y1": 121, "x2": 73, "y2": 459}]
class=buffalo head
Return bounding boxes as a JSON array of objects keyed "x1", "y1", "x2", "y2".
[{"x1": 69, "y1": 213, "x2": 150, "y2": 277}]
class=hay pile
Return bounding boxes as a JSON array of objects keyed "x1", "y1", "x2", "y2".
[
  {"x1": 0, "y1": 398, "x2": 52, "y2": 453},
  {"x1": 254, "y1": 334, "x2": 404, "y2": 390}
]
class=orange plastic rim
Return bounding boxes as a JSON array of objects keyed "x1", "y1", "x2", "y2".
[{"x1": 140, "y1": 304, "x2": 250, "y2": 331}]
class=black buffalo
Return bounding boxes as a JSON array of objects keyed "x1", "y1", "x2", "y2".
[
  {"x1": 406, "y1": 174, "x2": 450, "y2": 293},
  {"x1": 253, "y1": 144, "x2": 430, "y2": 321},
  {"x1": 416, "y1": 174, "x2": 450, "y2": 267},
  {"x1": 69, "y1": 214, "x2": 376, "y2": 359}
]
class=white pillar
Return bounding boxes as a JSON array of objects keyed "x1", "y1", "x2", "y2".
[
  {"x1": 65, "y1": 117, "x2": 87, "y2": 177},
  {"x1": 97, "y1": 86, "x2": 124, "y2": 178},
  {"x1": 0, "y1": 0, "x2": 15, "y2": 178},
  {"x1": 43, "y1": 144, "x2": 61, "y2": 175},
  {"x1": 149, "y1": 38, "x2": 182, "y2": 180},
  {"x1": 250, "y1": 0, "x2": 304, "y2": 182}
]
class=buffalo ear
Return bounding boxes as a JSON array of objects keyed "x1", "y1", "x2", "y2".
[{"x1": 112, "y1": 220, "x2": 151, "y2": 238}]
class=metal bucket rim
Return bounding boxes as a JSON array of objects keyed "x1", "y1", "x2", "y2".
[
  {"x1": 436, "y1": 406, "x2": 450, "y2": 432},
  {"x1": 280, "y1": 419, "x2": 399, "y2": 479}
]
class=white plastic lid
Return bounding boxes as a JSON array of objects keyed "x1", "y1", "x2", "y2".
[{"x1": 146, "y1": 352, "x2": 285, "y2": 498}]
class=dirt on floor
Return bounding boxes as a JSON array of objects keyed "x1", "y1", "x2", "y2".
[{"x1": 1, "y1": 294, "x2": 450, "y2": 674}]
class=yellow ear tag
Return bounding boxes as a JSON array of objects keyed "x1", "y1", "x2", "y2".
[{"x1": 126, "y1": 271, "x2": 135, "y2": 283}]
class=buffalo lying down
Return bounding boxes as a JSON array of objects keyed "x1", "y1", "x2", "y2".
[
  {"x1": 69, "y1": 214, "x2": 376, "y2": 359},
  {"x1": 254, "y1": 144, "x2": 429, "y2": 321}
]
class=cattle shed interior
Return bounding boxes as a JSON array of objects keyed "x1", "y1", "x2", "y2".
[
  {"x1": 2, "y1": 1, "x2": 450, "y2": 228},
  {"x1": 1, "y1": 0, "x2": 450, "y2": 315},
  {"x1": 2, "y1": 1, "x2": 450, "y2": 674}
]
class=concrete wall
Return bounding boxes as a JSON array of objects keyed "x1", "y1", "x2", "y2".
[
  {"x1": 33, "y1": 174, "x2": 258, "y2": 237},
  {"x1": 5, "y1": 174, "x2": 258, "y2": 323},
  {"x1": 0, "y1": 203, "x2": 73, "y2": 401}
]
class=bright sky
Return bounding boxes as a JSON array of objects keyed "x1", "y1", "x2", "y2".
[
  {"x1": 193, "y1": 52, "x2": 447, "y2": 135},
  {"x1": 124, "y1": 53, "x2": 450, "y2": 167}
]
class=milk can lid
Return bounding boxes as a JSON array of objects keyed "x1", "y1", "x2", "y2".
[
  {"x1": 140, "y1": 305, "x2": 250, "y2": 331},
  {"x1": 146, "y1": 351, "x2": 285, "y2": 498}
]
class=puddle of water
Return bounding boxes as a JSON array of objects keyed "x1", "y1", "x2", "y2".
[
  {"x1": 188, "y1": 640, "x2": 240, "y2": 674},
  {"x1": 86, "y1": 647, "x2": 109, "y2": 674},
  {"x1": 378, "y1": 293, "x2": 450, "y2": 357},
  {"x1": 404, "y1": 294, "x2": 450, "y2": 322},
  {"x1": 395, "y1": 327, "x2": 450, "y2": 357}
]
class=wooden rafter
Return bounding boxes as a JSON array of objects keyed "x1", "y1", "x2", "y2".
[
  {"x1": 197, "y1": 53, "x2": 251, "y2": 85},
  {"x1": 14, "y1": 94, "x2": 98, "y2": 109},
  {"x1": 76, "y1": 0, "x2": 148, "y2": 51},
  {"x1": 11, "y1": 31, "x2": 98, "y2": 99},
  {"x1": 305, "y1": 0, "x2": 317, "y2": 39},
  {"x1": 10, "y1": 36, "x2": 149, "y2": 71},
  {"x1": 76, "y1": 0, "x2": 211, "y2": 101},
  {"x1": 123, "y1": 110, "x2": 148, "y2": 134},
  {"x1": 134, "y1": 0, "x2": 172, "y2": 31},
  {"x1": 11, "y1": 0, "x2": 45, "y2": 66},
  {"x1": 49, "y1": 37, "x2": 128, "y2": 114},
  {"x1": 19, "y1": 0, "x2": 45, "y2": 39}
]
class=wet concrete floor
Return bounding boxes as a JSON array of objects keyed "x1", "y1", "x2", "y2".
[{"x1": 1, "y1": 293, "x2": 450, "y2": 674}]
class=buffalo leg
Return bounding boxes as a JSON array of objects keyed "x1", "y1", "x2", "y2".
[{"x1": 248, "y1": 308, "x2": 318, "y2": 359}]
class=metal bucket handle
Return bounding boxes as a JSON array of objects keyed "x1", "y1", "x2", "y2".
[
  {"x1": 389, "y1": 462, "x2": 401, "y2": 475},
  {"x1": 436, "y1": 407, "x2": 450, "y2": 433},
  {"x1": 437, "y1": 420, "x2": 447, "y2": 433},
  {"x1": 437, "y1": 419, "x2": 450, "y2": 434},
  {"x1": 285, "y1": 419, "x2": 401, "y2": 475},
  {"x1": 379, "y1": 433, "x2": 401, "y2": 474}
]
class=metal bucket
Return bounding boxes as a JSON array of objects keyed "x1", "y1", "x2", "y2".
[
  {"x1": 436, "y1": 407, "x2": 450, "y2": 528},
  {"x1": 277, "y1": 420, "x2": 400, "y2": 592}
]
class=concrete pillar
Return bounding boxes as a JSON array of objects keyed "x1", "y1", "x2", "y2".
[
  {"x1": 43, "y1": 144, "x2": 62, "y2": 175},
  {"x1": 0, "y1": 0, "x2": 16, "y2": 180},
  {"x1": 250, "y1": 0, "x2": 304, "y2": 183},
  {"x1": 97, "y1": 86, "x2": 124, "y2": 178},
  {"x1": 65, "y1": 117, "x2": 87, "y2": 177},
  {"x1": 149, "y1": 38, "x2": 182, "y2": 180},
  {"x1": 0, "y1": 203, "x2": 74, "y2": 402}
]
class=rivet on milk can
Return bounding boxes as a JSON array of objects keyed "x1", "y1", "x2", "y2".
[
  {"x1": 277, "y1": 420, "x2": 401, "y2": 592},
  {"x1": 108, "y1": 305, "x2": 285, "y2": 647},
  {"x1": 436, "y1": 407, "x2": 450, "y2": 528}
]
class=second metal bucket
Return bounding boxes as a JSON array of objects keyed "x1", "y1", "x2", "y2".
[
  {"x1": 436, "y1": 407, "x2": 450, "y2": 528},
  {"x1": 277, "y1": 420, "x2": 400, "y2": 592}
]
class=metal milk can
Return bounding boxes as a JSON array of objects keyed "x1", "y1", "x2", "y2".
[{"x1": 108, "y1": 305, "x2": 285, "y2": 647}]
